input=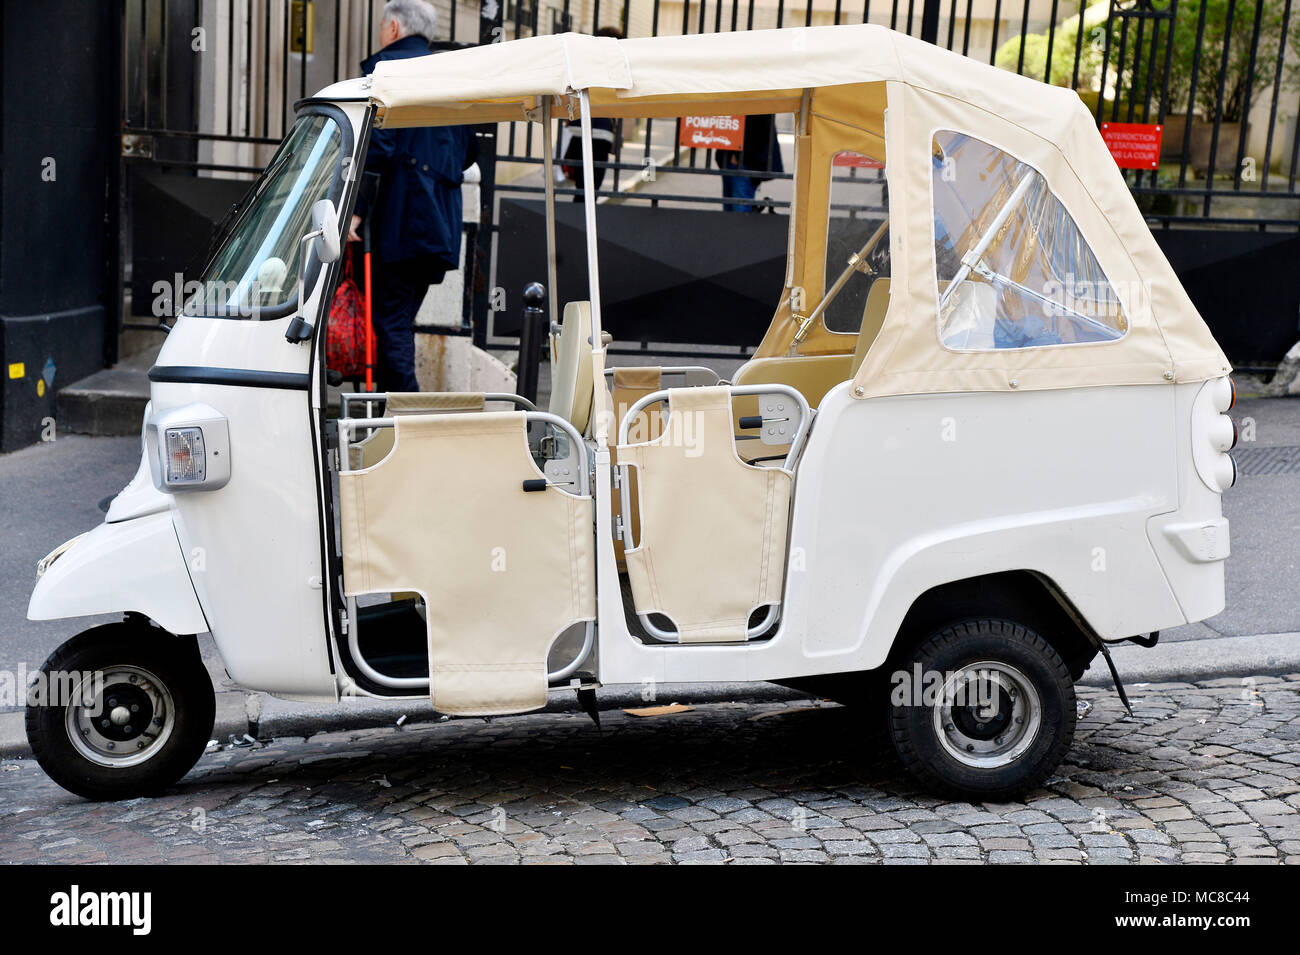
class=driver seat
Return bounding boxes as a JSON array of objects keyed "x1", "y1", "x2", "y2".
[{"x1": 548, "y1": 301, "x2": 595, "y2": 433}]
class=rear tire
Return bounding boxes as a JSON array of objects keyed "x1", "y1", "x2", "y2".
[
  {"x1": 25, "y1": 623, "x2": 215, "y2": 801},
  {"x1": 888, "y1": 619, "x2": 1075, "y2": 801}
]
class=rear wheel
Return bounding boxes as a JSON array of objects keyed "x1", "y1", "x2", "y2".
[
  {"x1": 26, "y1": 623, "x2": 215, "y2": 801},
  {"x1": 888, "y1": 619, "x2": 1075, "y2": 800}
]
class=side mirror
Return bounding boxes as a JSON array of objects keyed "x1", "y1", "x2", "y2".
[
  {"x1": 310, "y1": 199, "x2": 341, "y2": 265},
  {"x1": 285, "y1": 199, "x2": 341, "y2": 343}
]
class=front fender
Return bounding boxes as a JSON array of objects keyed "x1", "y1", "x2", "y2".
[{"x1": 28, "y1": 511, "x2": 209, "y2": 635}]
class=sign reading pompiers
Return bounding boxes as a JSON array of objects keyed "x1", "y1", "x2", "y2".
[{"x1": 679, "y1": 114, "x2": 744, "y2": 151}]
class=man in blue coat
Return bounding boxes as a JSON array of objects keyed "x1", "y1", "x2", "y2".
[{"x1": 350, "y1": 0, "x2": 478, "y2": 392}]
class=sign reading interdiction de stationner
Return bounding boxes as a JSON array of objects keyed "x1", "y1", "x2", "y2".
[{"x1": 1101, "y1": 122, "x2": 1164, "y2": 170}]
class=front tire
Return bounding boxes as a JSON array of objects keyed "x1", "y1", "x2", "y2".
[
  {"x1": 888, "y1": 619, "x2": 1076, "y2": 801},
  {"x1": 26, "y1": 623, "x2": 215, "y2": 801}
]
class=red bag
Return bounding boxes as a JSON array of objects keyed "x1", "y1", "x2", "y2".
[{"x1": 326, "y1": 252, "x2": 367, "y2": 378}]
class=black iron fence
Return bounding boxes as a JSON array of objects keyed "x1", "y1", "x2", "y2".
[
  {"x1": 483, "y1": 0, "x2": 1300, "y2": 230},
  {"x1": 117, "y1": 0, "x2": 1300, "y2": 360}
]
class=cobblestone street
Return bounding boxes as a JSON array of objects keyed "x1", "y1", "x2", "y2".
[{"x1": 1, "y1": 676, "x2": 1297, "y2": 865}]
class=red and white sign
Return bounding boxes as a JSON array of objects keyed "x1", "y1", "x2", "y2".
[
  {"x1": 1101, "y1": 122, "x2": 1163, "y2": 170},
  {"x1": 833, "y1": 151, "x2": 885, "y2": 169},
  {"x1": 680, "y1": 114, "x2": 745, "y2": 151}
]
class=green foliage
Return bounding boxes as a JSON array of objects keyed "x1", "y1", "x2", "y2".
[
  {"x1": 1109, "y1": 0, "x2": 1300, "y2": 122},
  {"x1": 995, "y1": 16, "x2": 1106, "y2": 88},
  {"x1": 996, "y1": 0, "x2": 1300, "y2": 122}
]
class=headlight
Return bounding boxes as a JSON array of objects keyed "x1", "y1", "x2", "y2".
[{"x1": 144, "y1": 403, "x2": 231, "y2": 492}]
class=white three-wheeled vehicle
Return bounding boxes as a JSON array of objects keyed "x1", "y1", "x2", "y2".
[{"x1": 27, "y1": 25, "x2": 1237, "y2": 800}]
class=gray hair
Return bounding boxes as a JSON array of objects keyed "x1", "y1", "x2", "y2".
[{"x1": 381, "y1": 0, "x2": 438, "y2": 42}]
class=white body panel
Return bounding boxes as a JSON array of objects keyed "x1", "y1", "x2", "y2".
[
  {"x1": 105, "y1": 449, "x2": 172, "y2": 523},
  {"x1": 150, "y1": 314, "x2": 336, "y2": 699},
  {"x1": 593, "y1": 381, "x2": 1224, "y2": 686},
  {"x1": 28, "y1": 511, "x2": 208, "y2": 636}
]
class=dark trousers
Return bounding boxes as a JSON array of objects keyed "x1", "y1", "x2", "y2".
[{"x1": 370, "y1": 255, "x2": 447, "y2": 393}]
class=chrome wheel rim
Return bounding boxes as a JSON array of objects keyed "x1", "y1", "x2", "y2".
[
  {"x1": 65, "y1": 666, "x2": 176, "y2": 768},
  {"x1": 932, "y1": 660, "x2": 1042, "y2": 769}
]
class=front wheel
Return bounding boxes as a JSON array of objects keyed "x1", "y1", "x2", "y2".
[
  {"x1": 888, "y1": 619, "x2": 1076, "y2": 801},
  {"x1": 26, "y1": 623, "x2": 215, "y2": 801}
]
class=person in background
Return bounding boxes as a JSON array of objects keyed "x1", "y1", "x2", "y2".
[
  {"x1": 716, "y1": 114, "x2": 784, "y2": 212},
  {"x1": 559, "y1": 26, "x2": 623, "y2": 201},
  {"x1": 349, "y1": 0, "x2": 478, "y2": 392}
]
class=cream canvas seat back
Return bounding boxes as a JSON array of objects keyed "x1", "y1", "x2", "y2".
[
  {"x1": 548, "y1": 301, "x2": 595, "y2": 433},
  {"x1": 618, "y1": 386, "x2": 793, "y2": 643},
  {"x1": 339, "y1": 411, "x2": 595, "y2": 715},
  {"x1": 348, "y1": 392, "x2": 487, "y2": 470}
]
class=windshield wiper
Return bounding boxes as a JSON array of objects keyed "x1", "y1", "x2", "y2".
[
  {"x1": 792, "y1": 218, "x2": 889, "y2": 346},
  {"x1": 938, "y1": 170, "x2": 1034, "y2": 310}
]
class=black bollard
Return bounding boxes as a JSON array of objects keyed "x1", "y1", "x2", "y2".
[{"x1": 517, "y1": 282, "x2": 547, "y2": 404}]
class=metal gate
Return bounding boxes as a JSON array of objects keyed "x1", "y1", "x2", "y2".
[{"x1": 118, "y1": 0, "x2": 1300, "y2": 365}]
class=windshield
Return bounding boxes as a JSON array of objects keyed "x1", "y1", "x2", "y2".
[{"x1": 186, "y1": 114, "x2": 343, "y2": 319}]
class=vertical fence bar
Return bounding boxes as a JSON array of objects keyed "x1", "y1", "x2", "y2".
[
  {"x1": 1015, "y1": 0, "x2": 1031, "y2": 74},
  {"x1": 227, "y1": 0, "x2": 236, "y2": 134},
  {"x1": 281, "y1": 1, "x2": 290, "y2": 136},
  {"x1": 246, "y1": 0, "x2": 254, "y2": 134},
  {"x1": 988, "y1": 0, "x2": 1001, "y2": 65},
  {"x1": 262, "y1": 0, "x2": 271, "y2": 137},
  {"x1": 1153, "y1": 0, "x2": 1178, "y2": 191},
  {"x1": 1232, "y1": 0, "x2": 1266, "y2": 190},
  {"x1": 1070, "y1": 0, "x2": 1085, "y2": 92},
  {"x1": 332, "y1": 0, "x2": 341, "y2": 83},
  {"x1": 1043, "y1": 0, "x2": 1060, "y2": 84},
  {"x1": 1110, "y1": 14, "x2": 1130, "y2": 122},
  {"x1": 1261, "y1": 0, "x2": 1292, "y2": 191},
  {"x1": 1094, "y1": 1, "x2": 1115, "y2": 123},
  {"x1": 1177, "y1": 0, "x2": 1211, "y2": 189},
  {"x1": 1203, "y1": 0, "x2": 1239, "y2": 215},
  {"x1": 1125, "y1": 10, "x2": 1146, "y2": 122},
  {"x1": 299, "y1": 0, "x2": 307, "y2": 104},
  {"x1": 1140, "y1": 15, "x2": 1160, "y2": 123}
]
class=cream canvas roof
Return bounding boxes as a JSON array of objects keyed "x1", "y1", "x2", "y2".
[
  {"x1": 363, "y1": 25, "x2": 1230, "y2": 396},
  {"x1": 368, "y1": 24, "x2": 1089, "y2": 127}
]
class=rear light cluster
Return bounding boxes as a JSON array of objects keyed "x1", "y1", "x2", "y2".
[{"x1": 1191, "y1": 377, "x2": 1236, "y2": 493}]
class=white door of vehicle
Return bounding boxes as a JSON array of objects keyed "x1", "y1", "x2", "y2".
[{"x1": 149, "y1": 105, "x2": 361, "y2": 698}]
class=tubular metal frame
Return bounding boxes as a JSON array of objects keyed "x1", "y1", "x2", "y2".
[
  {"x1": 614, "y1": 383, "x2": 813, "y2": 644},
  {"x1": 603, "y1": 365, "x2": 721, "y2": 388},
  {"x1": 335, "y1": 410, "x2": 595, "y2": 691}
]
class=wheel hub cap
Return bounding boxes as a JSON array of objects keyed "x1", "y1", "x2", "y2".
[
  {"x1": 933, "y1": 661, "x2": 1043, "y2": 769},
  {"x1": 65, "y1": 666, "x2": 175, "y2": 768}
]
